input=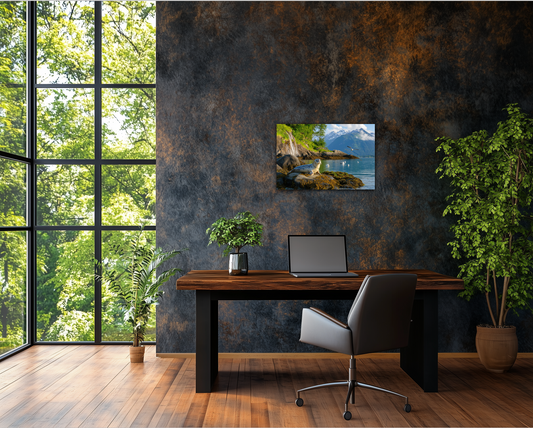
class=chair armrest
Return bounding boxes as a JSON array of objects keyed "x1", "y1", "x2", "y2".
[
  {"x1": 310, "y1": 307, "x2": 349, "y2": 329},
  {"x1": 300, "y1": 308, "x2": 353, "y2": 355}
]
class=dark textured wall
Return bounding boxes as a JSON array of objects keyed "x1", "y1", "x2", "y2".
[{"x1": 156, "y1": 2, "x2": 533, "y2": 354}]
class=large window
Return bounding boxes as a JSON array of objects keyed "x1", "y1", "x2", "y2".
[{"x1": 0, "y1": 1, "x2": 156, "y2": 355}]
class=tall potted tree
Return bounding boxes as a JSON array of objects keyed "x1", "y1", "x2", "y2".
[
  {"x1": 206, "y1": 211, "x2": 263, "y2": 275},
  {"x1": 436, "y1": 103, "x2": 533, "y2": 372},
  {"x1": 96, "y1": 230, "x2": 186, "y2": 362}
]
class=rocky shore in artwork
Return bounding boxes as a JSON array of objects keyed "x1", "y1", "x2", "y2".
[
  {"x1": 303, "y1": 150, "x2": 359, "y2": 160},
  {"x1": 276, "y1": 154, "x2": 364, "y2": 190}
]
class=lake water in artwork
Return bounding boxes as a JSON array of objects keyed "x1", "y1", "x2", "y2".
[{"x1": 303, "y1": 157, "x2": 375, "y2": 190}]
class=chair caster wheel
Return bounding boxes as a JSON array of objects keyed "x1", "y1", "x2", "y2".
[
  {"x1": 343, "y1": 411, "x2": 352, "y2": 420},
  {"x1": 404, "y1": 404, "x2": 411, "y2": 413},
  {"x1": 295, "y1": 398, "x2": 303, "y2": 407}
]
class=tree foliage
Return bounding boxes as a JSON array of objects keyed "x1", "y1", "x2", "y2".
[
  {"x1": 0, "y1": 1, "x2": 26, "y2": 159},
  {"x1": 436, "y1": 104, "x2": 533, "y2": 326},
  {"x1": 37, "y1": 1, "x2": 94, "y2": 84}
]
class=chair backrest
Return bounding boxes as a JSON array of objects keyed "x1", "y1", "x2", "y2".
[{"x1": 347, "y1": 273, "x2": 417, "y2": 355}]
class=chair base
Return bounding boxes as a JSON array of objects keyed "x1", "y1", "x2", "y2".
[{"x1": 295, "y1": 356, "x2": 410, "y2": 419}]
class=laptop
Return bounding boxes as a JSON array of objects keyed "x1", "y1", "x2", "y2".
[{"x1": 288, "y1": 235, "x2": 359, "y2": 278}]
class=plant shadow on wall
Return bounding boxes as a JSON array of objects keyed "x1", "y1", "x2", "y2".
[
  {"x1": 436, "y1": 103, "x2": 533, "y2": 373},
  {"x1": 96, "y1": 228, "x2": 187, "y2": 363}
]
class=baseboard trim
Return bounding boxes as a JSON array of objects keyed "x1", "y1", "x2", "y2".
[
  {"x1": 156, "y1": 352, "x2": 387, "y2": 359},
  {"x1": 439, "y1": 353, "x2": 479, "y2": 358},
  {"x1": 155, "y1": 352, "x2": 533, "y2": 359},
  {"x1": 439, "y1": 352, "x2": 533, "y2": 359}
]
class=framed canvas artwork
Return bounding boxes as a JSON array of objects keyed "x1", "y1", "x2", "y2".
[{"x1": 276, "y1": 124, "x2": 375, "y2": 190}]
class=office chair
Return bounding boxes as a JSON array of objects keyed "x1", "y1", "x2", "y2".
[{"x1": 295, "y1": 273, "x2": 417, "y2": 420}]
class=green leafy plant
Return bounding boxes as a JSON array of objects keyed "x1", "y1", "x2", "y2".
[
  {"x1": 436, "y1": 103, "x2": 533, "y2": 326},
  {"x1": 96, "y1": 230, "x2": 186, "y2": 346},
  {"x1": 206, "y1": 211, "x2": 264, "y2": 256}
]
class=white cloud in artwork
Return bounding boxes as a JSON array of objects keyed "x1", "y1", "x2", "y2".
[
  {"x1": 328, "y1": 124, "x2": 346, "y2": 133},
  {"x1": 326, "y1": 124, "x2": 375, "y2": 135},
  {"x1": 343, "y1": 124, "x2": 369, "y2": 132}
]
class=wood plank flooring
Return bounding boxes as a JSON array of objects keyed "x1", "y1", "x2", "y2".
[{"x1": 1, "y1": 346, "x2": 532, "y2": 427}]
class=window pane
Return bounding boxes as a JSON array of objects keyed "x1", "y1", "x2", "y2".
[
  {"x1": 0, "y1": 1, "x2": 26, "y2": 157},
  {"x1": 37, "y1": 231, "x2": 94, "y2": 342},
  {"x1": 0, "y1": 1, "x2": 26, "y2": 84},
  {"x1": 37, "y1": 1, "x2": 94, "y2": 84},
  {"x1": 37, "y1": 164, "x2": 94, "y2": 226},
  {"x1": 102, "y1": 165, "x2": 155, "y2": 226},
  {"x1": 0, "y1": 231, "x2": 27, "y2": 355},
  {"x1": 102, "y1": 88, "x2": 155, "y2": 159},
  {"x1": 37, "y1": 89, "x2": 94, "y2": 159},
  {"x1": 101, "y1": 230, "x2": 156, "y2": 341},
  {"x1": 102, "y1": 1, "x2": 155, "y2": 84},
  {"x1": 0, "y1": 159, "x2": 26, "y2": 226}
]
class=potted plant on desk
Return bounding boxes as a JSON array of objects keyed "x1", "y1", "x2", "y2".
[
  {"x1": 436, "y1": 103, "x2": 533, "y2": 372},
  {"x1": 96, "y1": 229, "x2": 186, "y2": 363},
  {"x1": 206, "y1": 211, "x2": 263, "y2": 275}
]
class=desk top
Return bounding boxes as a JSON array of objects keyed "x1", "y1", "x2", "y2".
[{"x1": 176, "y1": 269, "x2": 464, "y2": 291}]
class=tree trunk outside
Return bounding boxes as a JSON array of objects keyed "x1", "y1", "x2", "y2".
[
  {"x1": 2, "y1": 258, "x2": 8, "y2": 338},
  {"x1": 1, "y1": 302, "x2": 7, "y2": 338}
]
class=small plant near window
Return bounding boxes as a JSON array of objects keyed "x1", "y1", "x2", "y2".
[{"x1": 96, "y1": 229, "x2": 186, "y2": 362}]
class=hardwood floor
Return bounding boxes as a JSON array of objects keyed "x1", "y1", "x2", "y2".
[{"x1": 1, "y1": 346, "x2": 533, "y2": 427}]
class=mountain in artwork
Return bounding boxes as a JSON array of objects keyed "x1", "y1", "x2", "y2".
[
  {"x1": 324, "y1": 129, "x2": 348, "y2": 144},
  {"x1": 327, "y1": 129, "x2": 375, "y2": 157}
]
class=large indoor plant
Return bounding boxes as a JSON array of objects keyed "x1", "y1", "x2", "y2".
[
  {"x1": 206, "y1": 211, "x2": 263, "y2": 275},
  {"x1": 96, "y1": 230, "x2": 185, "y2": 362},
  {"x1": 436, "y1": 103, "x2": 533, "y2": 372}
]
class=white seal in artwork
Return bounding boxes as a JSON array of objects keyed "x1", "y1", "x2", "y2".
[{"x1": 290, "y1": 159, "x2": 321, "y2": 176}]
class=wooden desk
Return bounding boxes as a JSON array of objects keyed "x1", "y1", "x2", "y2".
[{"x1": 176, "y1": 269, "x2": 464, "y2": 393}]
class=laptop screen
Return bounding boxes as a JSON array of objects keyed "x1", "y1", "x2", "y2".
[{"x1": 288, "y1": 235, "x2": 348, "y2": 273}]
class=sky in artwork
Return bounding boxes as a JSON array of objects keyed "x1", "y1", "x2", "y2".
[{"x1": 326, "y1": 124, "x2": 375, "y2": 135}]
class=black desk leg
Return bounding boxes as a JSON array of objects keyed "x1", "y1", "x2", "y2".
[
  {"x1": 196, "y1": 290, "x2": 218, "y2": 393},
  {"x1": 400, "y1": 290, "x2": 438, "y2": 392}
]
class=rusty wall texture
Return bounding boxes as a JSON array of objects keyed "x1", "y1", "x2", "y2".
[{"x1": 156, "y1": 2, "x2": 533, "y2": 353}]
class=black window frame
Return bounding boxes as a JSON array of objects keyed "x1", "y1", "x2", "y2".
[{"x1": 0, "y1": 1, "x2": 157, "y2": 358}]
